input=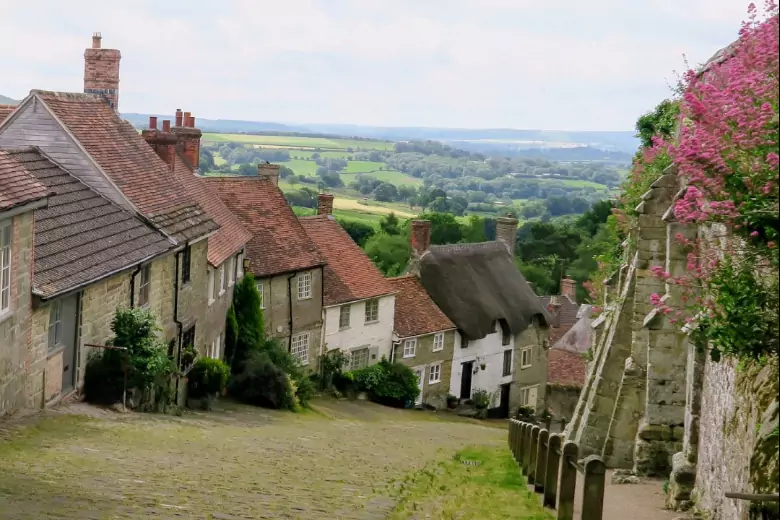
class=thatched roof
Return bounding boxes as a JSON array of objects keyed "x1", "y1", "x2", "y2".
[{"x1": 418, "y1": 241, "x2": 551, "y2": 340}]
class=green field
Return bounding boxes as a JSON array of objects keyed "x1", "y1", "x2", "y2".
[
  {"x1": 202, "y1": 133, "x2": 395, "y2": 151},
  {"x1": 290, "y1": 150, "x2": 353, "y2": 159},
  {"x1": 341, "y1": 169, "x2": 422, "y2": 186}
]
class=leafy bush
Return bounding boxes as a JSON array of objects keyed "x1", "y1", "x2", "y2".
[
  {"x1": 231, "y1": 274, "x2": 264, "y2": 374},
  {"x1": 187, "y1": 358, "x2": 230, "y2": 399},
  {"x1": 223, "y1": 305, "x2": 239, "y2": 367},
  {"x1": 257, "y1": 337, "x2": 315, "y2": 407},
  {"x1": 83, "y1": 350, "x2": 126, "y2": 405},
  {"x1": 471, "y1": 389, "x2": 491, "y2": 410},
  {"x1": 350, "y1": 359, "x2": 419, "y2": 407},
  {"x1": 318, "y1": 349, "x2": 350, "y2": 391},
  {"x1": 228, "y1": 351, "x2": 295, "y2": 410}
]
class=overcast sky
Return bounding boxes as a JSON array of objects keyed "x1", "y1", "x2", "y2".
[{"x1": 0, "y1": 0, "x2": 755, "y2": 131}]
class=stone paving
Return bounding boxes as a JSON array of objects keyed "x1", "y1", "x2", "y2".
[{"x1": 0, "y1": 399, "x2": 504, "y2": 519}]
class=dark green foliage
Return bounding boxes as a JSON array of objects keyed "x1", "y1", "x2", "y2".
[
  {"x1": 416, "y1": 212, "x2": 462, "y2": 244},
  {"x1": 635, "y1": 99, "x2": 680, "y2": 149},
  {"x1": 317, "y1": 349, "x2": 350, "y2": 391},
  {"x1": 231, "y1": 274, "x2": 264, "y2": 374},
  {"x1": 83, "y1": 351, "x2": 126, "y2": 405},
  {"x1": 187, "y1": 358, "x2": 230, "y2": 399},
  {"x1": 365, "y1": 232, "x2": 412, "y2": 276},
  {"x1": 350, "y1": 359, "x2": 420, "y2": 407},
  {"x1": 338, "y1": 219, "x2": 375, "y2": 247},
  {"x1": 379, "y1": 212, "x2": 402, "y2": 235},
  {"x1": 224, "y1": 305, "x2": 239, "y2": 368},
  {"x1": 228, "y1": 352, "x2": 295, "y2": 410},
  {"x1": 257, "y1": 337, "x2": 315, "y2": 407}
]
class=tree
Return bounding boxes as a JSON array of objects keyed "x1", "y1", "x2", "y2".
[
  {"x1": 374, "y1": 182, "x2": 399, "y2": 202},
  {"x1": 237, "y1": 163, "x2": 256, "y2": 176},
  {"x1": 379, "y1": 212, "x2": 401, "y2": 236},
  {"x1": 231, "y1": 274, "x2": 265, "y2": 374},
  {"x1": 416, "y1": 212, "x2": 463, "y2": 245},
  {"x1": 365, "y1": 233, "x2": 411, "y2": 276},
  {"x1": 397, "y1": 185, "x2": 417, "y2": 202},
  {"x1": 428, "y1": 197, "x2": 449, "y2": 212},
  {"x1": 338, "y1": 219, "x2": 375, "y2": 247},
  {"x1": 450, "y1": 195, "x2": 468, "y2": 216},
  {"x1": 279, "y1": 165, "x2": 294, "y2": 179}
]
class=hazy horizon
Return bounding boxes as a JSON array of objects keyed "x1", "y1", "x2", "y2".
[{"x1": 1, "y1": 0, "x2": 757, "y2": 132}]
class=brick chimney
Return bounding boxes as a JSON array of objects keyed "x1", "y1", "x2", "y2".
[
  {"x1": 561, "y1": 276, "x2": 577, "y2": 302},
  {"x1": 84, "y1": 32, "x2": 121, "y2": 112},
  {"x1": 411, "y1": 220, "x2": 432, "y2": 258},
  {"x1": 142, "y1": 117, "x2": 177, "y2": 171},
  {"x1": 172, "y1": 110, "x2": 202, "y2": 171},
  {"x1": 257, "y1": 163, "x2": 280, "y2": 185},
  {"x1": 318, "y1": 193, "x2": 334, "y2": 216},
  {"x1": 495, "y1": 213, "x2": 519, "y2": 255}
]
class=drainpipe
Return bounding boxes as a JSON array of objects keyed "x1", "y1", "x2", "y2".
[
  {"x1": 287, "y1": 273, "x2": 296, "y2": 350},
  {"x1": 172, "y1": 249, "x2": 184, "y2": 401},
  {"x1": 390, "y1": 340, "x2": 401, "y2": 364},
  {"x1": 129, "y1": 264, "x2": 142, "y2": 307}
]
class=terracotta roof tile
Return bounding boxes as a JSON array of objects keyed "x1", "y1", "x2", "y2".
[
  {"x1": 539, "y1": 295, "x2": 580, "y2": 344},
  {"x1": 204, "y1": 176, "x2": 325, "y2": 277},
  {"x1": 0, "y1": 148, "x2": 51, "y2": 211},
  {"x1": 547, "y1": 348, "x2": 587, "y2": 387},
  {"x1": 34, "y1": 91, "x2": 216, "y2": 243},
  {"x1": 300, "y1": 215, "x2": 395, "y2": 306},
  {"x1": 6, "y1": 148, "x2": 173, "y2": 298},
  {"x1": 0, "y1": 105, "x2": 16, "y2": 125},
  {"x1": 171, "y1": 156, "x2": 252, "y2": 266},
  {"x1": 388, "y1": 274, "x2": 455, "y2": 338}
]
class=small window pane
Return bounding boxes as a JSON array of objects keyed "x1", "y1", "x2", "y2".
[
  {"x1": 298, "y1": 272, "x2": 312, "y2": 300},
  {"x1": 364, "y1": 299, "x2": 379, "y2": 323},
  {"x1": 339, "y1": 305, "x2": 351, "y2": 329},
  {"x1": 291, "y1": 333, "x2": 310, "y2": 365},
  {"x1": 403, "y1": 338, "x2": 416, "y2": 358}
]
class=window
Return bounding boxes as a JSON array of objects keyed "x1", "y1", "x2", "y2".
[
  {"x1": 403, "y1": 338, "x2": 417, "y2": 358},
  {"x1": 0, "y1": 220, "x2": 11, "y2": 315},
  {"x1": 519, "y1": 385, "x2": 539, "y2": 408},
  {"x1": 138, "y1": 264, "x2": 151, "y2": 307},
  {"x1": 364, "y1": 298, "x2": 379, "y2": 323},
  {"x1": 339, "y1": 304, "x2": 351, "y2": 329},
  {"x1": 502, "y1": 349, "x2": 513, "y2": 376},
  {"x1": 490, "y1": 320, "x2": 497, "y2": 333},
  {"x1": 291, "y1": 333, "x2": 309, "y2": 365},
  {"x1": 297, "y1": 272, "x2": 312, "y2": 300},
  {"x1": 461, "y1": 337, "x2": 469, "y2": 349},
  {"x1": 428, "y1": 363, "x2": 442, "y2": 384},
  {"x1": 218, "y1": 264, "x2": 226, "y2": 296},
  {"x1": 48, "y1": 300, "x2": 63, "y2": 350},
  {"x1": 520, "y1": 347, "x2": 533, "y2": 369},
  {"x1": 257, "y1": 283, "x2": 265, "y2": 309},
  {"x1": 500, "y1": 321, "x2": 511, "y2": 346},
  {"x1": 432, "y1": 333, "x2": 444, "y2": 352},
  {"x1": 349, "y1": 348, "x2": 369, "y2": 371},
  {"x1": 210, "y1": 332, "x2": 224, "y2": 359},
  {"x1": 236, "y1": 252, "x2": 245, "y2": 280},
  {"x1": 228, "y1": 256, "x2": 235, "y2": 287},
  {"x1": 182, "y1": 326, "x2": 196, "y2": 350},
  {"x1": 208, "y1": 268, "x2": 215, "y2": 305},
  {"x1": 181, "y1": 246, "x2": 191, "y2": 285}
]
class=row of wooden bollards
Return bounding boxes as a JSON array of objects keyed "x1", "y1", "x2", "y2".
[{"x1": 509, "y1": 419, "x2": 606, "y2": 520}]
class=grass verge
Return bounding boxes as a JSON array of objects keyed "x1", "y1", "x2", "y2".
[{"x1": 387, "y1": 445, "x2": 553, "y2": 520}]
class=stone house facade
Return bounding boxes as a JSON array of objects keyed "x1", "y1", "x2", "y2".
[
  {"x1": 387, "y1": 274, "x2": 456, "y2": 408},
  {"x1": 300, "y1": 194, "x2": 396, "y2": 370}
]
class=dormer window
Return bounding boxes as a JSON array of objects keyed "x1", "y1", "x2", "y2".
[{"x1": 499, "y1": 320, "x2": 511, "y2": 346}]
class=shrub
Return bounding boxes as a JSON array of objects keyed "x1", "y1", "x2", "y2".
[
  {"x1": 187, "y1": 358, "x2": 230, "y2": 399},
  {"x1": 231, "y1": 274, "x2": 265, "y2": 374},
  {"x1": 351, "y1": 359, "x2": 419, "y2": 407},
  {"x1": 224, "y1": 305, "x2": 239, "y2": 367},
  {"x1": 471, "y1": 389, "x2": 491, "y2": 410},
  {"x1": 318, "y1": 349, "x2": 350, "y2": 391},
  {"x1": 228, "y1": 352, "x2": 295, "y2": 410},
  {"x1": 83, "y1": 350, "x2": 126, "y2": 405},
  {"x1": 257, "y1": 337, "x2": 315, "y2": 407}
]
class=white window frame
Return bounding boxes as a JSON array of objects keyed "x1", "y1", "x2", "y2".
[
  {"x1": 257, "y1": 282, "x2": 265, "y2": 309},
  {"x1": 428, "y1": 362, "x2": 442, "y2": 384},
  {"x1": 0, "y1": 220, "x2": 11, "y2": 316},
  {"x1": 228, "y1": 257, "x2": 235, "y2": 287},
  {"x1": 403, "y1": 338, "x2": 417, "y2": 358},
  {"x1": 349, "y1": 347, "x2": 370, "y2": 371},
  {"x1": 48, "y1": 299, "x2": 63, "y2": 350},
  {"x1": 364, "y1": 298, "x2": 379, "y2": 324},
  {"x1": 297, "y1": 272, "x2": 312, "y2": 300},
  {"x1": 520, "y1": 347, "x2": 533, "y2": 369},
  {"x1": 339, "y1": 304, "x2": 351, "y2": 330},
  {"x1": 432, "y1": 332, "x2": 444, "y2": 352},
  {"x1": 218, "y1": 264, "x2": 226, "y2": 296},
  {"x1": 291, "y1": 333, "x2": 310, "y2": 365},
  {"x1": 208, "y1": 268, "x2": 215, "y2": 306},
  {"x1": 520, "y1": 385, "x2": 539, "y2": 407},
  {"x1": 138, "y1": 264, "x2": 151, "y2": 308}
]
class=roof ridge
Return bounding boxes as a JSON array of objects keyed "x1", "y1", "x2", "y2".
[{"x1": 31, "y1": 90, "x2": 104, "y2": 102}]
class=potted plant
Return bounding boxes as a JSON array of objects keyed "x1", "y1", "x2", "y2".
[
  {"x1": 180, "y1": 343, "x2": 197, "y2": 369},
  {"x1": 446, "y1": 394, "x2": 458, "y2": 409},
  {"x1": 186, "y1": 358, "x2": 230, "y2": 411}
]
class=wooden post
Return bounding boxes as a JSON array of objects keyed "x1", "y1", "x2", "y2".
[
  {"x1": 523, "y1": 423, "x2": 533, "y2": 473},
  {"x1": 511, "y1": 421, "x2": 520, "y2": 462},
  {"x1": 544, "y1": 434, "x2": 562, "y2": 509},
  {"x1": 528, "y1": 426, "x2": 540, "y2": 485},
  {"x1": 545, "y1": 416, "x2": 552, "y2": 431},
  {"x1": 535, "y1": 429, "x2": 549, "y2": 493},
  {"x1": 557, "y1": 441, "x2": 579, "y2": 520},
  {"x1": 581, "y1": 456, "x2": 606, "y2": 520}
]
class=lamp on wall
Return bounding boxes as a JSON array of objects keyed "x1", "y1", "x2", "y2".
[{"x1": 242, "y1": 257, "x2": 250, "y2": 272}]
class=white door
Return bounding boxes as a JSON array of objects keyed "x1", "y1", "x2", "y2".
[{"x1": 414, "y1": 367, "x2": 425, "y2": 405}]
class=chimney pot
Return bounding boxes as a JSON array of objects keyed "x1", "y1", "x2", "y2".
[
  {"x1": 561, "y1": 276, "x2": 577, "y2": 302},
  {"x1": 189, "y1": 116, "x2": 196, "y2": 128},
  {"x1": 411, "y1": 220, "x2": 432, "y2": 258},
  {"x1": 175, "y1": 109, "x2": 183, "y2": 127},
  {"x1": 495, "y1": 213, "x2": 519, "y2": 256},
  {"x1": 149, "y1": 116, "x2": 157, "y2": 130},
  {"x1": 317, "y1": 193, "x2": 334, "y2": 216},
  {"x1": 92, "y1": 32, "x2": 102, "y2": 48},
  {"x1": 162, "y1": 120, "x2": 171, "y2": 132}
]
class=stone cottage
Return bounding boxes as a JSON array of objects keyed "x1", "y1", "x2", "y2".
[
  {"x1": 387, "y1": 273, "x2": 456, "y2": 409},
  {"x1": 406, "y1": 216, "x2": 552, "y2": 417},
  {"x1": 206, "y1": 170, "x2": 326, "y2": 370},
  {"x1": 299, "y1": 194, "x2": 396, "y2": 370}
]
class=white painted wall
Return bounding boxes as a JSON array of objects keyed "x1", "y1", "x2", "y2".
[
  {"x1": 322, "y1": 295, "x2": 395, "y2": 362},
  {"x1": 449, "y1": 330, "x2": 515, "y2": 406}
]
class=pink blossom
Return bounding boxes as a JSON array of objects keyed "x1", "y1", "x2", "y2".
[
  {"x1": 751, "y1": 230, "x2": 760, "y2": 236},
  {"x1": 769, "y1": 241, "x2": 776, "y2": 249},
  {"x1": 650, "y1": 293, "x2": 662, "y2": 306}
]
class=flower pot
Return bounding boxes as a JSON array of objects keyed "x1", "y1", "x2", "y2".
[{"x1": 479, "y1": 364, "x2": 486, "y2": 371}]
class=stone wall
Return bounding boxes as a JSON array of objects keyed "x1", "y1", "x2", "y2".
[
  {"x1": 547, "y1": 385, "x2": 580, "y2": 423},
  {"x1": 393, "y1": 330, "x2": 456, "y2": 408}
]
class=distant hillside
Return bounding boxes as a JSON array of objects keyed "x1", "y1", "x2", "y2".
[
  {"x1": 0, "y1": 95, "x2": 19, "y2": 105},
  {"x1": 121, "y1": 113, "x2": 297, "y2": 134}
]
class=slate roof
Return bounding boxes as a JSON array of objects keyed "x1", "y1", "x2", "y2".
[
  {"x1": 388, "y1": 275, "x2": 455, "y2": 338},
  {"x1": 33, "y1": 91, "x2": 217, "y2": 244},
  {"x1": 300, "y1": 214, "x2": 395, "y2": 306},
  {"x1": 0, "y1": 105, "x2": 15, "y2": 125},
  {"x1": 539, "y1": 294, "x2": 580, "y2": 345},
  {"x1": 4, "y1": 148, "x2": 173, "y2": 298},
  {"x1": 205, "y1": 176, "x2": 325, "y2": 277},
  {"x1": 0, "y1": 149, "x2": 51, "y2": 212},
  {"x1": 547, "y1": 348, "x2": 587, "y2": 387},
  {"x1": 171, "y1": 155, "x2": 252, "y2": 266},
  {"x1": 418, "y1": 241, "x2": 551, "y2": 340},
  {"x1": 552, "y1": 304, "x2": 593, "y2": 354}
]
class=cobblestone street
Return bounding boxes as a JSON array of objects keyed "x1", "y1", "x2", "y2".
[{"x1": 0, "y1": 399, "x2": 506, "y2": 519}]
